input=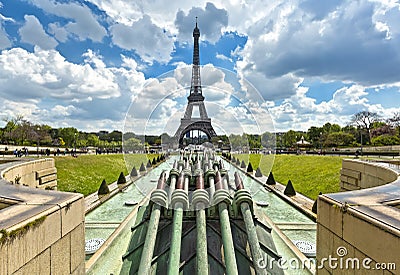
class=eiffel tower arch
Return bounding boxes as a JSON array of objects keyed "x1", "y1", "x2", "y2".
[{"x1": 174, "y1": 19, "x2": 217, "y2": 147}]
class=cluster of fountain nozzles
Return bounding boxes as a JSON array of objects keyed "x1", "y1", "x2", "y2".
[{"x1": 138, "y1": 150, "x2": 267, "y2": 275}]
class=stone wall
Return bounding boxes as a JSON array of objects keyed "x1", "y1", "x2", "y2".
[
  {"x1": 340, "y1": 159, "x2": 398, "y2": 191},
  {"x1": 317, "y1": 160, "x2": 400, "y2": 274},
  {"x1": 317, "y1": 196, "x2": 399, "y2": 274},
  {"x1": 0, "y1": 159, "x2": 85, "y2": 275},
  {"x1": 1, "y1": 158, "x2": 57, "y2": 190}
]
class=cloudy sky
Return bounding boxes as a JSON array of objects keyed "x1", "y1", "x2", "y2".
[{"x1": 1, "y1": 0, "x2": 400, "y2": 135}]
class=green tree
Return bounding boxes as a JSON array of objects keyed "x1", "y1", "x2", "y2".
[
  {"x1": 371, "y1": 135, "x2": 400, "y2": 146},
  {"x1": 35, "y1": 125, "x2": 52, "y2": 146},
  {"x1": 247, "y1": 134, "x2": 261, "y2": 149},
  {"x1": 261, "y1": 132, "x2": 276, "y2": 149},
  {"x1": 229, "y1": 134, "x2": 247, "y2": 150},
  {"x1": 124, "y1": 137, "x2": 143, "y2": 152},
  {"x1": 324, "y1": 132, "x2": 355, "y2": 147},
  {"x1": 307, "y1": 126, "x2": 323, "y2": 148},
  {"x1": 87, "y1": 134, "x2": 100, "y2": 147},
  {"x1": 283, "y1": 130, "x2": 302, "y2": 148},
  {"x1": 58, "y1": 127, "x2": 78, "y2": 147}
]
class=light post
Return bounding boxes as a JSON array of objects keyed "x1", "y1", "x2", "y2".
[
  {"x1": 74, "y1": 133, "x2": 77, "y2": 156},
  {"x1": 36, "y1": 127, "x2": 40, "y2": 157},
  {"x1": 319, "y1": 132, "x2": 322, "y2": 153}
]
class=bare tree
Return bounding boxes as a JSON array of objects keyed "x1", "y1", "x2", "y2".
[
  {"x1": 387, "y1": 112, "x2": 400, "y2": 137},
  {"x1": 350, "y1": 111, "x2": 381, "y2": 143}
]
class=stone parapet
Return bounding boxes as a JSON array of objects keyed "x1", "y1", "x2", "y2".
[
  {"x1": 340, "y1": 159, "x2": 399, "y2": 191},
  {"x1": 317, "y1": 160, "x2": 400, "y2": 274},
  {"x1": 0, "y1": 159, "x2": 85, "y2": 275},
  {"x1": 1, "y1": 158, "x2": 57, "y2": 189}
]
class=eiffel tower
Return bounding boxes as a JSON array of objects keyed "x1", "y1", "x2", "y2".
[{"x1": 174, "y1": 19, "x2": 217, "y2": 147}]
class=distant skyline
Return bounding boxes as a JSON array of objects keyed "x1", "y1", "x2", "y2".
[{"x1": 0, "y1": 0, "x2": 399, "y2": 135}]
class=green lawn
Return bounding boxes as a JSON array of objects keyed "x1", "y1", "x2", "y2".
[
  {"x1": 54, "y1": 154, "x2": 159, "y2": 196},
  {"x1": 233, "y1": 154, "x2": 347, "y2": 200}
]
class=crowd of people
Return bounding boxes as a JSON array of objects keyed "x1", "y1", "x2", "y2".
[
  {"x1": 9, "y1": 147, "x2": 78, "y2": 157},
  {"x1": 2, "y1": 146, "x2": 122, "y2": 158}
]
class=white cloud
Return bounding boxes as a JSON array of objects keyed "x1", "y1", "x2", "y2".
[
  {"x1": 1, "y1": 13, "x2": 15, "y2": 23},
  {"x1": 30, "y1": 0, "x2": 107, "y2": 42},
  {"x1": 19, "y1": 15, "x2": 58, "y2": 50},
  {"x1": 0, "y1": 47, "x2": 147, "y2": 130},
  {"x1": 0, "y1": 11, "x2": 13, "y2": 48},
  {"x1": 48, "y1": 22, "x2": 69, "y2": 42},
  {"x1": 0, "y1": 25, "x2": 11, "y2": 49},
  {"x1": 236, "y1": 0, "x2": 400, "y2": 90},
  {"x1": 216, "y1": 53, "x2": 231, "y2": 62},
  {"x1": 110, "y1": 15, "x2": 174, "y2": 64},
  {"x1": 174, "y1": 2, "x2": 228, "y2": 43},
  {"x1": 3, "y1": 0, "x2": 400, "y2": 133},
  {"x1": 268, "y1": 83, "x2": 400, "y2": 131},
  {"x1": 0, "y1": 47, "x2": 121, "y2": 99}
]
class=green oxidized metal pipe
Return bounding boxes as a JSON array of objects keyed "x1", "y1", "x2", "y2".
[
  {"x1": 168, "y1": 205, "x2": 184, "y2": 275},
  {"x1": 168, "y1": 171, "x2": 188, "y2": 275},
  {"x1": 196, "y1": 207, "x2": 208, "y2": 274},
  {"x1": 213, "y1": 171, "x2": 238, "y2": 275},
  {"x1": 218, "y1": 202, "x2": 238, "y2": 275},
  {"x1": 235, "y1": 172, "x2": 266, "y2": 275},
  {"x1": 138, "y1": 172, "x2": 168, "y2": 274},
  {"x1": 194, "y1": 174, "x2": 209, "y2": 275},
  {"x1": 241, "y1": 203, "x2": 266, "y2": 275},
  {"x1": 137, "y1": 203, "x2": 161, "y2": 275}
]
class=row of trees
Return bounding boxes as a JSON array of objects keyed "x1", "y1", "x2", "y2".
[
  {"x1": 0, "y1": 116, "x2": 123, "y2": 148},
  {"x1": 1, "y1": 111, "x2": 399, "y2": 150},
  {"x1": 277, "y1": 111, "x2": 400, "y2": 149}
]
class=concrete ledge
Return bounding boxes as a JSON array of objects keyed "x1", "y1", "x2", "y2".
[
  {"x1": 36, "y1": 167, "x2": 57, "y2": 178},
  {"x1": 0, "y1": 159, "x2": 85, "y2": 275},
  {"x1": 340, "y1": 159, "x2": 399, "y2": 191},
  {"x1": 318, "y1": 160, "x2": 400, "y2": 274},
  {"x1": 1, "y1": 158, "x2": 57, "y2": 189}
]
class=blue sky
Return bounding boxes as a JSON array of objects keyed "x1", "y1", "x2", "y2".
[{"x1": 0, "y1": 0, "x2": 399, "y2": 135}]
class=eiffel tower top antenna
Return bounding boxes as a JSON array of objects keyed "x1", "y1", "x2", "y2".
[{"x1": 190, "y1": 16, "x2": 202, "y2": 97}]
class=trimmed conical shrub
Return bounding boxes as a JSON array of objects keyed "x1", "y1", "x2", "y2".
[
  {"x1": 247, "y1": 162, "x2": 254, "y2": 173},
  {"x1": 139, "y1": 162, "x2": 146, "y2": 172},
  {"x1": 117, "y1": 172, "x2": 126, "y2": 185},
  {"x1": 284, "y1": 180, "x2": 296, "y2": 196},
  {"x1": 240, "y1": 160, "x2": 246, "y2": 168},
  {"x1": 312, "y1": 192, "x2": 322, "y2": 214},
  {"x1": 236, "y1": 159, "x2": 240, "y2": 165},
  {"x1": 266, "y1": 172, "x2": 276, "y2": 185},
  {"x1": 255, "y1": 167, "x2": 263, "y2": 177},
  {"x1": 152, "y1": 158, "x2": 157, "y2": 165},
  {"x1": 146, "y1": 160, "x2": 152, "y2": 168},
  {"x1": 98, "y1": 179, "x2": 110, "y2": 196},
  {"x1": 130, "y1": 166, "x2": 138, "y2": 177},
  {"x1": 157, "y1": 156, "x2": 160, "y2": 162}
]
